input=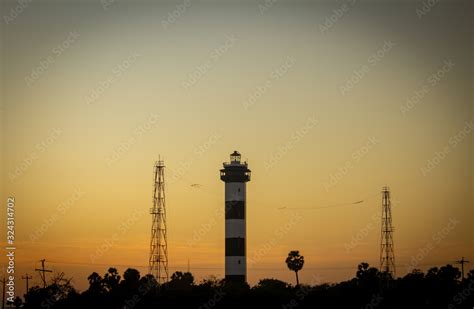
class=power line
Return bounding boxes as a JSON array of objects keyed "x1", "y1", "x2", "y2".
[
  {"x1": 41, "y1": 258, "x2": 461, "y2": 272},
  {"x1": 278, "y1": 192, "x2": 380, "y2": 210}
]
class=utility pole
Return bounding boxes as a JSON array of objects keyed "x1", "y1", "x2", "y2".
[
  {"x1": 35, "y1": 259, "x2": 52, "y2": 288},
  {"x1": 455, "y1": 257, "x2": 470, "y2": 281},
  {"x1": 1, "y1": 277, "x2": 5, "y2": 309},
  {"x1": 22, "y1": 273, "x2": 33, "y2": 293}
]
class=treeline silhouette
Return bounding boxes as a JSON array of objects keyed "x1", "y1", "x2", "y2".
[{"x1": 17, "y1": 263, "x2": 473, "y2": 309}]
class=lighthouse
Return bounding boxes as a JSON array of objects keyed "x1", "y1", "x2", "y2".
[{"x1": 220, "y1": 151, "x2": 251, "y2": 283}]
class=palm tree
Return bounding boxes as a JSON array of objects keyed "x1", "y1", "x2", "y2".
[{"x1": 285, "y1": 250, "x2": 304, "y2": 286}]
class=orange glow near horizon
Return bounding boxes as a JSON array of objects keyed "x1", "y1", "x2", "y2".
[{"x1": 1, "y1": 0, "x2": 472, "y2": 296}]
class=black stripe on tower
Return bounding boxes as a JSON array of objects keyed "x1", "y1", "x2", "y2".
[
  {"x1": 225, "y1": 237, "x2": 245, "y2": 256},
  {"x1": 225, "y1": 201, "x2": 245, "y2": 219},
  {"x1": 220, "y1": 167, "x2": 251, "y2": 182},
  {"x1": 225, "y1": 275, "x2": 245, "y2": 282}
]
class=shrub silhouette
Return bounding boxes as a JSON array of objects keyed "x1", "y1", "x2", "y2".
[{"x1": 21, "y1": 263, "x2": 473, "y2": 309}]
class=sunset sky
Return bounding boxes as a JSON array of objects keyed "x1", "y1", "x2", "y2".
[{"x1": 1, "y1": 0, "x2": 472, "y2": 295}]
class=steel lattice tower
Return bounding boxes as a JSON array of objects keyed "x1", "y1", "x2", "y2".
[
  {"x1": 149, "y1": 159, "x2": 169, "y2": 284},
  {"x1": 380, "y1": 186, "x2": 396, "y2": 278}
]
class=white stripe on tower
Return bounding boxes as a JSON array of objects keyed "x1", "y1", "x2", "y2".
[{"x1": 225, "y1": 219, "x2": 245, "y2": 238}]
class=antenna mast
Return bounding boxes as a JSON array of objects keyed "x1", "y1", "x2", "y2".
[
  {"x1": 380, "y1": 186, "x2": 396, "y2": 278},
  {"x1": 148, "y1": 158, "x2": 169, "y2": 284}
]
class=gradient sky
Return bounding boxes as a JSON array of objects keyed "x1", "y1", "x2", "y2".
[{"x1": 1, "y1": 0, "x2": 473, "y2": 295}]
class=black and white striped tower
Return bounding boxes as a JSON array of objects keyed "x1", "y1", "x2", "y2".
[{"x1": 220, "y1": 151, "x2": 251, "y2": 283}]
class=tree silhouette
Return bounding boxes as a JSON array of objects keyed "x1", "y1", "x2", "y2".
[
  {"x1": 356, "y1": 262, "x2": 381, "y2": 285},
  {"x1": 354, "y1": 262, "x2": 382, "y2": 299},
  {"x1": 86, "y1": 272, "x2": 103, "y2": 295},
  {"x1": 23, "y1": 273, "x2": 76, "y2": 309},
  {"x1": 13, "y1": 296, "x2": 23, "y2": 309},
  {"x1": 253, "y1": 278, "x2": 289, "y2": 296},
  {"x1": 252, "y1": 279, "x2": 290, "y2": 307},
  {"x1": 467, "y1": 269, "x2": 474, "y2": 281},
  {"x1": 168, "y1": 271, "x2": 195, "y2": 290},
  {"x1": 103, "y1": 267, "x2": 120, "y2": 292},
  {"x1": 285, "y1": 250, "x2": 304, "y2": 286},
  {"x1": 123, "y1": 268, "x2": 140, "y2": 285},
  {"x1": 121, "y1": 268, "x2": 141, "y2": 297},
  {"x1": 22, "y1": 263, "x2": 469, "y2": 309}
]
